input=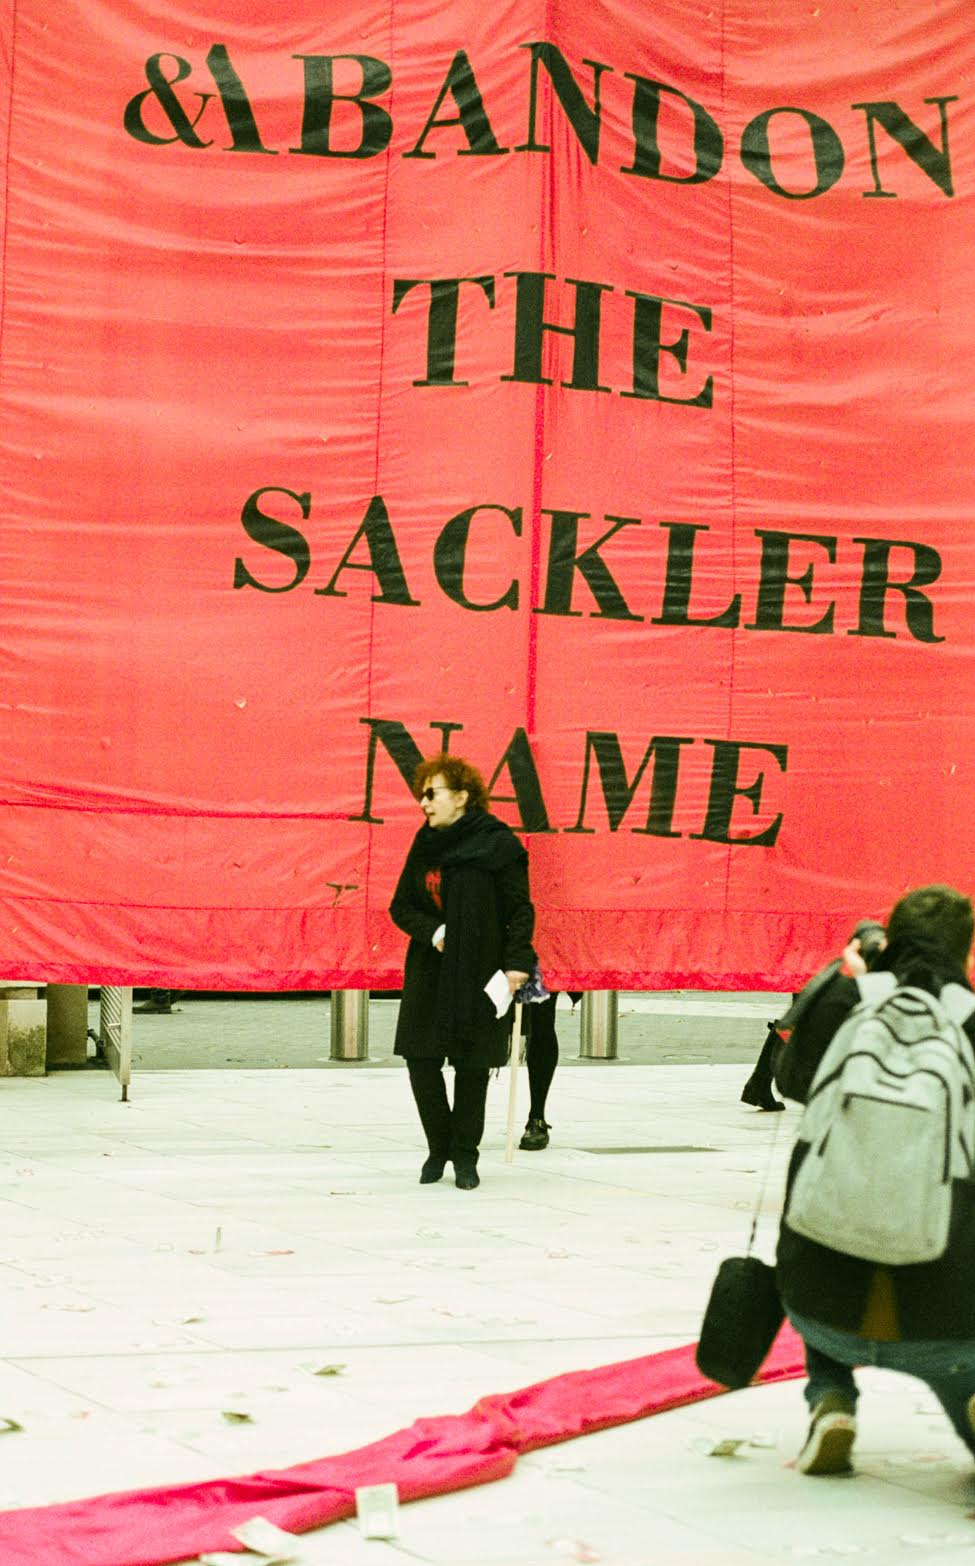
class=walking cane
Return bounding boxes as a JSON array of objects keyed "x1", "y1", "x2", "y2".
[{"x1": 504, "y1": 1000, "x2": 524, "y2": 1164}]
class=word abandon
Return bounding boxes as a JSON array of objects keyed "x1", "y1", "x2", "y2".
[
  {"x1": 233, "y1": 490, "x2": 945, "y2": 643},
  {"x1": 123, "y1": 43, "x2": 958, "y2": 201},
  {"x1": 352, "y1": 718, "x2": 787, "y2": 845}
]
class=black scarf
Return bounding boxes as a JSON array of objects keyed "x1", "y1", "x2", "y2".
[{"x1": 415, "y1": 810, "x2": 527, "y2": 1044}]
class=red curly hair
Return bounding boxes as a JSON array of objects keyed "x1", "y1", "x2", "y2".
[{"x1": 412, "y1": 752, "x2": 489, "y2": 812}]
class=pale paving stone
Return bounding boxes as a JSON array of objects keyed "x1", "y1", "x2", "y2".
[{"x1": 0, "y1": 1049, "x2": 972, "y2": 1564}]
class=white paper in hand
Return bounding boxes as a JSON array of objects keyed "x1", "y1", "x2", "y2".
[{"x1": 484, "y1": 969, "x2": 513, "y2": 1018}]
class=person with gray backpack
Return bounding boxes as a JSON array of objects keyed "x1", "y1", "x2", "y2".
[{"x1": 774, "y1": 884, "x2": 975, "y2": 1477}]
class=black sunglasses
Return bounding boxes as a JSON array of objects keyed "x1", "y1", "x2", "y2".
[{"x1": 420, "y1": 786, "x2": 451, "y2": 801}]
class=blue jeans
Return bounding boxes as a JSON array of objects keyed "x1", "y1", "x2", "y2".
[{"x1": 789, "y1": 1310, "x2": 975, "y2": 1457}]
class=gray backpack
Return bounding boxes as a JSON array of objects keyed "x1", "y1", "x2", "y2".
[{"x1": 785, "y1": 972, "x2": 975, "y2": 1265}]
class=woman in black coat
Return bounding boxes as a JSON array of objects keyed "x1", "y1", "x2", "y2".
[{"x1": 389, "y1": 752, "x2": 536, "y2": 1189}]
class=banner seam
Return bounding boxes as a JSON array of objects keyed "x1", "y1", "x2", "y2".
[
  {"x1": 363, "y1": 0, "x2": 397, "y2": 931},
  {"x1": 0, "y1": 0, "x2": 20, "y2": 382},
  {"x1": 720, "y1": 0, "x2": 738, "y2": 916}
]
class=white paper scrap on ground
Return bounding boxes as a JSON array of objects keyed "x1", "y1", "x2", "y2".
[
  {"x1": 356, "y1": 1482, "x2": 399, "y2": 1538},
  {"x1": 689, "y1": 1435, "x2": 747, "y2": 1457},
  {"x1": 199, "y1": 1551, "x2": 298, "y2": 1566},
  {"x1": 200, "y1": 1556, "x2": 286, "y2": 1566},
  {"x1": 200, "y1": 1557, "x2": 309, "y2": 1566},
  {"x1": 229, "y1": 1515, "x2": 304, "y2": 1560},
  {"x1": 484, "y1": 969, "x2": 512, "y2": 1018}
]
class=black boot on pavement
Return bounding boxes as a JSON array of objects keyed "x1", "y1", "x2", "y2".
[
  {"x1": 740, "y1": 1076, "x2": 785, "y2": 1111},
  {"x1": 740, "y1": 1021, "x2": 786, "y2": 1110},
  {"x1": 519, "y1": 1117, "x2": 551, "y2": 1150},
  {"x1": 419, "y1": 1156, "x2": 446, "y2": 1184}
]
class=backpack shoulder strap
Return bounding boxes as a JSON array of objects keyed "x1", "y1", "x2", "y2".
[
  {"x1": 940, "y1": 983, "x2": 975, "y2": 1028},
  {"x1": 803, "y1": 976, "x2": 893, "y2": 1102},
  {"x1": 855, "y1": 971, "x2": 898, "y2": 1005}
]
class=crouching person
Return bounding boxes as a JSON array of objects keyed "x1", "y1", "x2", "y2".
[{"x1": 775, "y1": 885, "x2": 975, "y2": 1475}]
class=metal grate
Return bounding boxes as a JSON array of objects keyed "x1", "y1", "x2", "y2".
[{"x1": 580, "y1": 1145, "x2": 718, "y2": 1155}]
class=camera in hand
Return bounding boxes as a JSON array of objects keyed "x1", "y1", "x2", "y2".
[{"x1": 851, "y1": 919, "x2": 886, "y2": 965}]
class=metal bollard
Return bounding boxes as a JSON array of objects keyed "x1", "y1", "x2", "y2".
[
  {"x1": 329, "y1": 989, "x2": 369, "y2": 1061},
  {"x1": 579, "y1": 990, "x2": 618, "y2": 1059}
]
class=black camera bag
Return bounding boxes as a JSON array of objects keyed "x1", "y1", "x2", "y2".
[{"x1": 695, "y1": 1254, "x2": 784, "y2": 1389}]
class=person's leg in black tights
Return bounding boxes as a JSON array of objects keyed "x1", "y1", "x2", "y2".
[
  {"x1": 521, "y1": 993, "x2": 559, "y2": 1148},
  {"x1": 407, "y1": 1057, "x2": 451, "y2": 1181},
  {"x1": 451, "y1": 1066, "x2": 490, "y2": 1166},
  {"x1": 740, "y1": 1019, "x2": 787, "y2": 1111},
  {"x1": 450, "y1": 1066, "x2": 490, "y2": 1188}
]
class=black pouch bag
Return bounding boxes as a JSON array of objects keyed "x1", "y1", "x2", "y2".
[{"x1": 695, "y1": 1254, "x2": 784, "y2": 1389}]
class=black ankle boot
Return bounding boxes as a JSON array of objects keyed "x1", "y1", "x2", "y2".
[
  {"x1": 741, "y1": 1023, "x2": 786, "y2": 1111},
  {"x1": 519, "y1": 1117, "x2": 550, "y2": 1150},
  {"x1": 420, "y1": 1155, "x2": 446, "y2": 1184},
  {"x1": 740, "y1": 1075, "x2": 785, "y2": 1111},
  {"x1": 454, "y1": 1164, "x2": 480, "y2": 1190}
]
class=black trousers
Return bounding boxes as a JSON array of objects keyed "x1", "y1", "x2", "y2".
[{"x1": 407, "y1": 1058, "x2": 490, "y2": 1168}]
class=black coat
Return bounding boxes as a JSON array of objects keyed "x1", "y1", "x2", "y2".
[
  {"x1": 389, "y1": 811, "x2": 536, "y2": 1068},
  {"x1": 774, "y1": 966, "x2": 975, "y2": 1339}
]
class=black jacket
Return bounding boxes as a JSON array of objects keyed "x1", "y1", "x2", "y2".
[
  {"x1": 389, "y1": 811, "x2": 536, "y2": 1068},
  {"x1": 774, "y1": 966, "x2": 975, "y2": 1339}
]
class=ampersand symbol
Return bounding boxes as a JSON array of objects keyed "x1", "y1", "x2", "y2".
[{"x1": 123, "y1": 53, "x2": 213, "y2": 148}]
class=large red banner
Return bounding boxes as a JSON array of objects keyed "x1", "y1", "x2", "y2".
[{"x1": 0, "y1": 1, "x2": 973, "y2": 990}]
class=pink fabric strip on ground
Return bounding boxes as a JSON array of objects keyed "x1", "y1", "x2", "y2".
[{"x1": 0, "y1": 1326, "x2": 804, "y2": 1566}]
